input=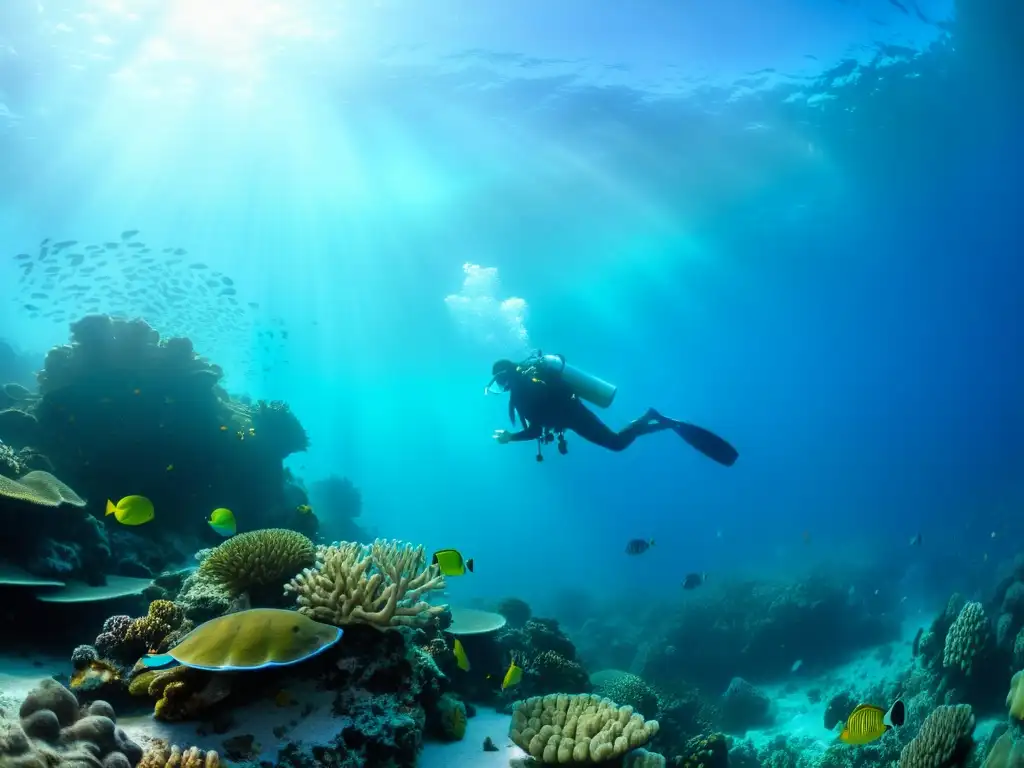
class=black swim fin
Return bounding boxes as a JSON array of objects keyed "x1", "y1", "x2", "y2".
[{"x1": 673, "y1": 421, "x2": 739, "y2": 466}]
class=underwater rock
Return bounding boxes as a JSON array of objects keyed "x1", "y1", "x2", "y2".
[
  {"x1": 720, "y1": 677, "x2": 775, "y2": 733},
  {"x1": 0, "y1": 678, "x2": 142, "y2": 767},
  {"x1": 824, "y1": 690, "x2": 858, "y2": 730},
  {"x1": 497, "y1": 597, "x2": 532, "y2": 628}
]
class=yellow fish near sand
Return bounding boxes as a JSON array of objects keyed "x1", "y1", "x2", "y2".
[
  {"x1": 208, "y1": 508, "x2": 236, "y2": 537},
  {"x1": 453, "y1": 638, "x2": 470, "y2": 671},
  {"x1": 105, "y1": 495, "x2": 154, "y2": 526},
  {"x1": 839, "y1": 700, "x2": 905, "y2": 745}
]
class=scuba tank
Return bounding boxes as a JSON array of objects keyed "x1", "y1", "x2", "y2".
[{"x1": 528, "y1": 353, "x2": 617, "y2": 408}]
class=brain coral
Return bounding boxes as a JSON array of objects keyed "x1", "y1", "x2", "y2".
[
  {"x1": 509, "y1": 693, "x2": 659, "y2": 764},
  {"x1": 199, "y1": 528, "x2": 316, "y2": 597},
  {"x1": 898, "y1": 704, "x2": 975, "y2": 768}
]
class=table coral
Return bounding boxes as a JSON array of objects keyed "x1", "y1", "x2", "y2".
[
  {"x1": 285, "y1": 539, "x2": 446, "y2": 628},
  {"x1": 0, "y1": 678, "x2": 142, "y2": 768},
  {"x1": 510, "y1": 693, "x2": 660, "y2": 763}
]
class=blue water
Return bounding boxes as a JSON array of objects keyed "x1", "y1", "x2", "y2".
[{"x1": 1, "y1": 0, "x2": 1021, "y2": 616}]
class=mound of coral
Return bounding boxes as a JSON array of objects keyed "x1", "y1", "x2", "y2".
[
  {"x1": 0, "y1": 314, "x2": 327, "y2": 585},
  {"x1": 0, "y1": 678, "x2": 143, "y2": 768}
]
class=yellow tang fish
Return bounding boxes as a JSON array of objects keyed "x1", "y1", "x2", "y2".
[
  {"x1": 106, "y1": 495, "x2": 155, "y2": 526},
  {"x1": 839, "y1": 700, "x2": 904, "y2": 745},
  {"x1": 453, "y1": 638, "x2": 470, "y2": 672},
  {"x1": 501, "y1": 658, "x2": 523, "y2": 691},
  {"x1": 296, "y1": 504, "x2": 313, "y2": 515},
  {"x1": 431, "y1": 549, "x2": 474, "y2": 577},
  {"x1": 208, "y1": 507, "x2": 236, "y2": 537}
]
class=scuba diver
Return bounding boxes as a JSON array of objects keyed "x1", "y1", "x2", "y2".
[{"x1": 486, "y1": 353, "x2": 739, "y2": 465}]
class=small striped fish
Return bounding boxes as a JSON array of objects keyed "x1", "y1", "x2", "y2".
[{"x1": 840, "y1": 700, "x2": 905, "y2": 745}]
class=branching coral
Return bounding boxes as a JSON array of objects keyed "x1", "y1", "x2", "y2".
[
  {"x1": 509, "y1": 693, "x2": 660, "y2": 764},
  {"x1": 898, "y1": 705, "x2": 975, "y2": 768},
  {"x1": 590, "y1": 670, "x2": 658, "y2": 719},
  {"x1": 125, "y1": 600, "x2": 186, "y2": 652},
  {"x1": 140, "y1": 740, "x2": 220, "y2": 768},
  {"x1": 943, "y1": 602, "x2": 989, "y2": 675},
  {"x1": 199, "y1": 528, "x2": 316, "y2": 598},
  {"x1": 285, "y1": 539, "x2": 447, "y2": 629}
]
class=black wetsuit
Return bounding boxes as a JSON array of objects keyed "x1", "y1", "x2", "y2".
[{"x1": 504, "y1": 374, "x2": 673, "y2": 452}]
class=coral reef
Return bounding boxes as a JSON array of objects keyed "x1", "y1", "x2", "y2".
[
  {"x1": 0, "y1": 678, "x2": 142, "y2": 768},
  {"x1": 719, "y1": 677, "x2": 774, "y2": 734},
  {"x1": 199, "y1": 529, "x2": 316, "y2": 600},
  {"x1": 898, "y1": 704, "x2": 975, "y2": 768},
  {"x1": 285, "y1": 539, "x2": 447, "y2": 628},
  {"x1": 943, "y1": 602, "x2": 990, "y2": 675},
  {"x1": 591, "y1": 671, "x2": 660, "y2": 720},
  {"x1": 509, "y1": 693, "x2": 661, "y2": 763},
  {"x1": 495, "y1": 618, "x2": 591, "y2": 700},
  {"x1": 273, "y1": 624, "x2": 454, "y2": 767},
  {"x1": 129, "y1": 665, "x2": 233, "y2": 721},
  {"x1": 498, "y1": 597, "x2": 533, "y2": 628},
  {"x1": 307, "y1": 475, "x2": 367, "y2": 543},
  {"x1": 0, "y1": 314, "x2": 324, "y2": 584},
  {"x1": 581, "y1": 574, "x2": 899, "y2": 691}
]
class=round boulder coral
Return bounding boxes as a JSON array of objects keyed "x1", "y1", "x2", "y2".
[
  {"x1": 199, "y1": 528, "x2": 316, "y2": 598},
  {"x1": 509, "y1": 693, "x2": 659, "y2": 763}
]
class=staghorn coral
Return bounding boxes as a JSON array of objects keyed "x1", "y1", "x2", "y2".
[
  {"x1": 139, "y1": 740, "x2": 220, "y2": 768},
  {"x1": 943, "y1": 602, "x2": 989, "y2": 675},
  {"x1": 125, "y1": 600, "x2": 185, "y2": 652},
  {"x1": 509, "y1": 693, "x2": 660, "y2": 763},
  {"x1": 285, "y1": 539, "x2": 447, "y2": 629},
  {"x1": 0, "y1": 678, "x2": 142, "y2": 768},
  {"x1": 200, "y1": 528, "x2": 316, "y2": 598},
  {"x1": 898, "y1": 704, "x2": 975, "y2": 768}
]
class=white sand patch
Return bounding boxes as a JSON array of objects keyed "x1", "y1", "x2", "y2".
[
  {"x1": 421, "y1": 708, "x2": 525, "y2": 768},
  {"x1": 0, "y1": 652, "x2": 66, "y2": 704}
]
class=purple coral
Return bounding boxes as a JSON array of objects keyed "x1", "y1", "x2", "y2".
[
  {"x1": 94, "y1": 615, "x2": 134, "y2": 659},
  {"x1": 70, "y1": 644, "x2": 98, "y2": 670}
]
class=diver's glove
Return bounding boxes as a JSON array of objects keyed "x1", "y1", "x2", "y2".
[{"x1": 492, "y1": 429, "x2": 512, "y2": 445}]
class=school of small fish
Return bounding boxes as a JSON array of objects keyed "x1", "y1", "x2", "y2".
[{"x1": 9, "y1": 231, "x2": 294, "y2": 380}]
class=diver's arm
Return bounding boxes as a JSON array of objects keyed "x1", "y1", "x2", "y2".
[{"x1": 506, "y1": 420, "x2": 542, "y2": 442}]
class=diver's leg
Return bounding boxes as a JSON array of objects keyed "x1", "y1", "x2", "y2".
[{"x1": 568, "y1": 403, "x2": 672, "y2": 452}]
